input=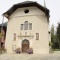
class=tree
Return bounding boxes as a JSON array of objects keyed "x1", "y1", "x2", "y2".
[
  {"x1": 57, "y1": 23, "x2": 60, "y2": 49},
  {"x1": 51, "y1": 24, "x2": 55, "y2": 49},
  {"x1": 51, "y1": 24, "x2": 54, "y2": 43},
  {"x1": 53, "y1": 34, "x2": 59, "y2": 49}
]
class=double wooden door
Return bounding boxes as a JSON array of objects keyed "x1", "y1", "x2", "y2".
[
  {"x1": 22, "y1": 44, "x2": 29, "y2": 52},
  {"x1": 22, "y1": 40, "x2": 29, "y2": 53}
]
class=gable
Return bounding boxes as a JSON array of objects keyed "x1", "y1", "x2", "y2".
[
  {"x1": 3, "y1": 1, "x2": 49, "y2": 19},
  {"x1": 9, "y1": 7, "x2": 45, "y2": 18}
]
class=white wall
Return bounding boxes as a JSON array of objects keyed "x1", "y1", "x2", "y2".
[{"x1": 5, "y1": 6, "x2": 50, "y2": 54}]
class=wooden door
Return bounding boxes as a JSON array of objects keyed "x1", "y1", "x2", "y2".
[
  {"x1": 22, "y1": 44, "x2": 29, "y2": 52},
  {"x1": 22, "y1": 40, "x2": 29, "y2": 53}
]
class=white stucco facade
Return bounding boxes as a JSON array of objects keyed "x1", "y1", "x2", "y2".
[{"x1": 5, "y1": 6, "x2": 50, "y2": 54}]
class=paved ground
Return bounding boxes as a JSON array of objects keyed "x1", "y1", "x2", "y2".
[{"x1": 0, "y1": 51, "x2": 60, "y2": 60}]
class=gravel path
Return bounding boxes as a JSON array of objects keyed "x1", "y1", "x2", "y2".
[{"x1": 0, "y1": 51, "x2": 60, "y2": 60}]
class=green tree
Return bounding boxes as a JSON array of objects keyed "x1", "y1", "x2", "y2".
[
  {"x1": 51, "y1": 24, "x2": 55, "y2": 49},
  {"x1": 51, "y1": 24, "x2": 54, "y2": 43},
  {"x1": 53, "y1": 34, "x2": 59, "y2": 49},
  {"x1": 57, "y1": 23, "x2": 60, "y2": 49}
]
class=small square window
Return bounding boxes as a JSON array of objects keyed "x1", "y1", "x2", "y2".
[{"x1": 12, "y1": 45, "x2": 16, "y2": 51}]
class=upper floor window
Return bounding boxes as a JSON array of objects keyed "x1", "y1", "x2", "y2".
[
  {"x1": 21, "y1": 24, "x2": 24, "y2": 30},
  {"x1": 20, "y1": 21, "x2": 32, "y2": 30},
  {"x1": 24, "y1": 21, "x2": 28, "y2": 30},
  {"x1": 29, "y1": 23, "x2": 32, "y2": 30}
]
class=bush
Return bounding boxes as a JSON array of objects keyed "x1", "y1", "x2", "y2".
[
  {"x1": 0, "y1": 48, "x2": 7, "y2": 54},
  {"x1": 15, "y1": 48, "x2": 21, "y2": 54},
  {"x1": 27, "y1": 48, "x2": 33, "y2": 54},
  {"x1": 49, "y1": 41, "x2": 54, "y2": 53}
]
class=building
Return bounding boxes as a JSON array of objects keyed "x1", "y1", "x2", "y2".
[
  {"x1": 3, "y1": 1, "x2": 50, "y2": 54},
  {"x1": 0, "y1": 23, "x2": 7, "y2": 48}
]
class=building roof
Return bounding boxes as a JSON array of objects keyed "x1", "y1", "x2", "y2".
[{"x1": 3, "y1": 1, "x2": 49, "y2": 18}]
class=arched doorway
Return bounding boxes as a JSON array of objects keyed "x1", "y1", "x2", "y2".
[{"x1": 22, "y1": 39, "x2": 29, "y2": 53}]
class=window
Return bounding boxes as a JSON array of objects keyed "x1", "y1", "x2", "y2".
[
  {"x1": 20, "y1": 21, "x2": 32, "y2": 30},
  {"x1": 24, "y1": 21, "x2": 28, "y2": 30},
  {"x1": 24, "y1": 9, "x2": 29, "y2": 13},
  {"x1": 21, "y1": 24, "x2": 24, "y2": 30},
  {"x1": 36, "y1": 33, "x2": 39, "y2": 40},
  {"x1": 12, "y1": 45, "x2": 16, "y2": 51},
  {"x1": 29, "y1": 23, "x2": 32, "y2": 30},
  {"x1": 13, "y1": 33, "x2": 16, "y2": 41}
]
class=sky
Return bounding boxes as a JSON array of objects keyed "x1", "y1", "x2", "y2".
[{"x1": 0, "y1": 0, "x2": 60, "y2": 30}]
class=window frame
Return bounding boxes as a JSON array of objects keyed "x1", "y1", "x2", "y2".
[
  {"x1": 36, "y1": 33, "x2": 39, "y2": 40},
  {"x1": 12, "y1": 45, "x2": 16, "y2": 51},
  {"x1": 21, "y1": 24, "x2": 24, "y2": 30},
  {"x1": 24, "y1": 21, "x2": 28, "y2": 30},
  {"x1": 29, "y1": 23, "x2": 32, "y2": 30},
  {"x1": 13, "y1": 33, "x2": 16, "y2": 41}
]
